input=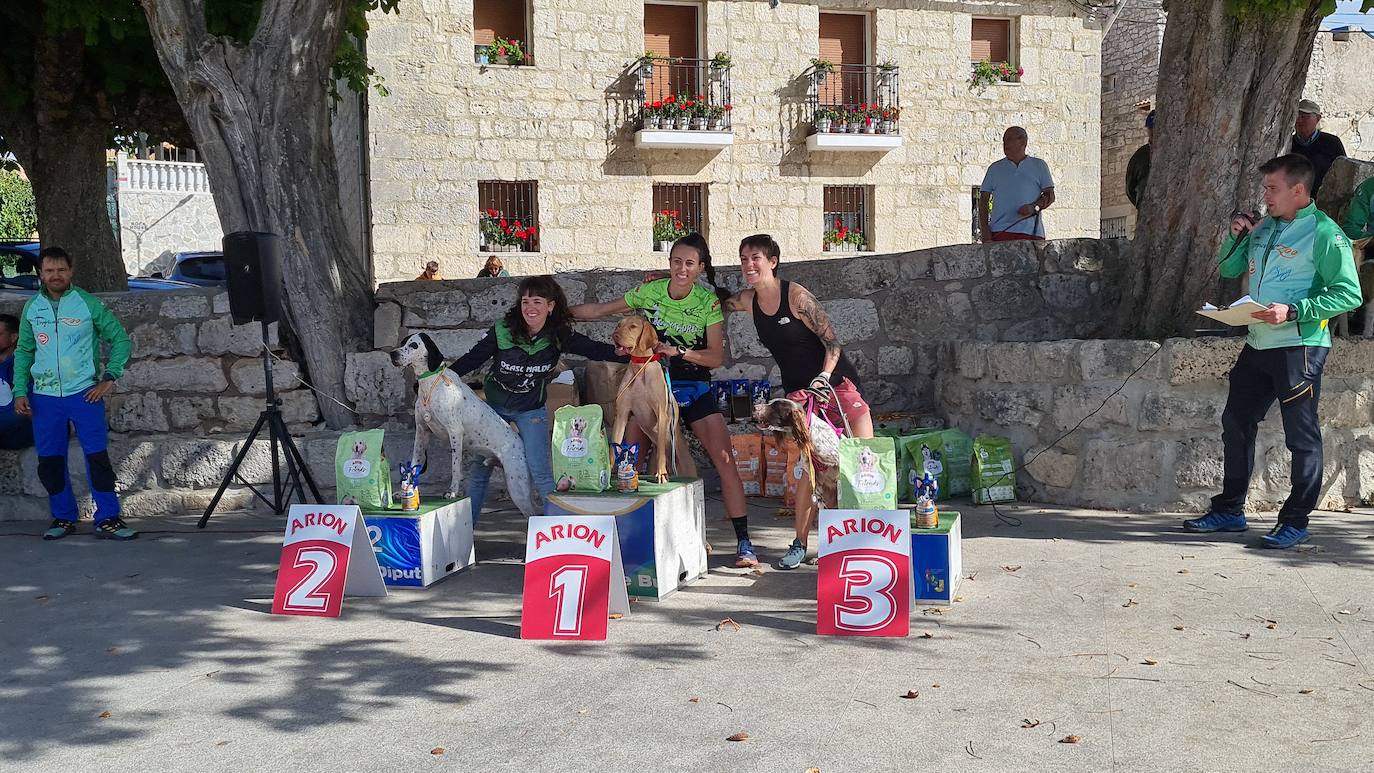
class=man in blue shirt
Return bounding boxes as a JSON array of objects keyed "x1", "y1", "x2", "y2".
[
  {"x1": 0, "y1": 313, "x2": 34, "y2": 450},
  {"x1": 978, "y1": 126, "x2": 1056, "y2": 242}
]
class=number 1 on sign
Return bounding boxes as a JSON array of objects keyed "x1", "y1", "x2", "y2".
[
  {"x1": 550, "y1": 565, "x2": 588, "y2": 636},
  {"x1": 836, "y1": 554, "x2": 899, "y2": 632},
  {"x1": 283, "y1": 546, "x2": 341, "y2": 613}
]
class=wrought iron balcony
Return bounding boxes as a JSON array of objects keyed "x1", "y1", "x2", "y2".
[
  {"x1": 804, "y1": 62, "x2": 902, "y2": 151},
  {"x1": 633, "y1": 56, "x2": 734, "y2": 149}
]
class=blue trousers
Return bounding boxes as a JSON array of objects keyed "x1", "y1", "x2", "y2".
[
  {"x1": 467, "y1": 407, "x2": 554, "y2": 524},
  {"x1": 0, "y1": 413, "x2": 34, "y2": 450},
  {"x1": 31, "y1": 391, "x2": 121, "y2": 523}
]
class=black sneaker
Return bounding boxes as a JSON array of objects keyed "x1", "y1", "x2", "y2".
[
  {"x1": 43, "y1": 519, "x2": 77, "y2": 541},
  {"x1": 94, "y1": 517, "x2": 138, "y2": 541}
]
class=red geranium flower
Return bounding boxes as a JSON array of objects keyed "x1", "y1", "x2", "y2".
[
  {"x1": 499, "y1": 219, "x2": 508, "y2": 228},
  {"x1": 665, "y1": 94, "x2": 676, "y2": 103},
  {"x1": 527, "y1": 226, "x2": 537, "y2": 235},
  {"x1": 695, "y1": 94, "x2": 704, "y2": 101},
  {"x1": 834, "y1": 218, "x2": 842, "y2": 228},
  {"x1": 486, "y1": 208, "x2": 498, "y2": 217},
  {"x1": 671, "y1": 210, "x2": 679, "y2": 217},
  {"x1": 723, "y1": 104, "x2": 732, "y2": 111}
]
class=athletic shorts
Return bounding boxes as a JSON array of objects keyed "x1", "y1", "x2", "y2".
[
  {"x1": 679, "y1": 387, "x2": 722, "y2": 425},
  {"x1": 787, "y1": 377, "x2": 869, "y2": 430}
]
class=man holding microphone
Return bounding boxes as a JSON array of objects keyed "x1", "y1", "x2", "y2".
[{"x1": 1184, "y1": 154, "x2": 1360, "y2": 548}]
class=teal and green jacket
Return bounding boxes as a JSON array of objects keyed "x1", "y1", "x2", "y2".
[
  {"x1": 1341, "y1": 177, "x2": 1374, "y2": 242},
  {"x1": 14, "y1": 286, "x2": 131, "y2": 398},
  {"x1": 1218, "y1": 200, "x2": 1361, "y2": 350}
]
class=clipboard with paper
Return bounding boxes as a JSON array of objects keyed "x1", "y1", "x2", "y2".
[{"x1": 1195, "y1": 295, "x2": 1269, "y2": 326}]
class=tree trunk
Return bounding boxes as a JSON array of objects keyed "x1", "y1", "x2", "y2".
[
  {"x1": 7, "y1": 24, "x2": 128, "y2": 292},
  {"x1": 140, "y1": 0, "x2": 372, "y2": 429},
  {"x1": 1108, "y1": 0, "x2": 1325, "y2": 339}
]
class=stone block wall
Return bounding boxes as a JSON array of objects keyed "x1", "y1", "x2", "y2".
[
  {"x1": 939, "y1": 338, "x2": 1374, "y2": 512},
  {"x1": 116, "y1": 189, "x2": 222, "y2": 277},
  {"x1": 364, "y1": 0, "x2": 1102, "y2": 283}
]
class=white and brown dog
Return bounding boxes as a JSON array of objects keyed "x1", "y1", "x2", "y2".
[
  {"x1": 755, "y1": 397, "x2": 841, "y2": 509},
  {"x1": 389, "y1": 332, "x2": 538, "y2": 516}
]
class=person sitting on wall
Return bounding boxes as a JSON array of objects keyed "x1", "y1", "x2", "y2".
[
  {"x1": 416, "y1": 260, "x2": 444, "y2": 281},
  {"x1": 476, "y1": 255, "x2": 510, "y2": 278},
  {"x1": 979, "y1": 126, "x2": 1056, "y2": 242},
  {"x1": 0, "y1": 313, "x2": 34, "y2": 450},
  {"x1": 14, "y1": 247, "x2": 138, "y2": 541}
]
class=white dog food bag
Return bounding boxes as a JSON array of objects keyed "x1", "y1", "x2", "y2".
[
  {"x1": 837, "y1": 436, "x2": 898, "y2": 510},
  {"x1": 335, "y1": 429, "x2": 392, "y2": 509},
  {"x1": 552, "y1": 404, "x2": 611, "y2": 493}
]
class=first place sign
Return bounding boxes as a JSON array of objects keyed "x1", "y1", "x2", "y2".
[
  {"x1": 521, "y1": 515, "x2": 629, "y2": 640},
  {"x1": 271, "y1": 505, "x2": 387, "y2": 617},
  {"x1": 816, "y1": 509, "x2": 913, "y2": 637}
]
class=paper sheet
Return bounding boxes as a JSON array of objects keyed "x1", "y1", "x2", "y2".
[{"x1": 1195, "y1": 295, "x2": 1269, "y2": 326}]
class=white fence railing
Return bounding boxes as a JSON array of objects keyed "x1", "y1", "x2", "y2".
[{"x1": 116, "y1": 157, "x2": 212, "y2": 194}]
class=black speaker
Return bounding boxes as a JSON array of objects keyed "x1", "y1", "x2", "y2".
[{"x1": 222, "y1": 231, "x2": 282, "y2": 325}]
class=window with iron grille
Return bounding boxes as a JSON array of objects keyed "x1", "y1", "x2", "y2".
[
  {"x1": 1102, "y1": 216, "x2": 1128, "y2": 239},
  {"x1": 478, "y1": 181, "x2": 539, "y2": 252},
  {"x1": 822, "y1": 185, "x2": 870, "y2": 252},
  {"x1": 651, "y1": 183, "x2": 706, "y2": 250},
  {"x1": 473, "y1": 0, "x2": 531, "y2": 64}
]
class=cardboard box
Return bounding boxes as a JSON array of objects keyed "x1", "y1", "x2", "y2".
[{"x1": 361, "y1": 498, "x2": 476, "y2": 588}]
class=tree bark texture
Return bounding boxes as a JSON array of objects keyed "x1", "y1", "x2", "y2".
[
  {"x1": 1109, "y1": 0, "x2": 1325, "y2": 339},
  {"x1": 140, "y1": 0, "x2": 373, "y2": 428},
  {"x1": 3, "y1": 22, "x2": 128, "y2": 292}
]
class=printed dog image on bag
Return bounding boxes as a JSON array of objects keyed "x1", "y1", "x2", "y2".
[
  {"x1": 552, "y1": 404, "x2": 611, "y2": 492},
  {"x1": 335, "y1": 429, "x2": 392, "y2": 509},
  {"x1": 838, "y1": 437, "x2": 897, "y2": 509},
  {"x1": 612, "y1": 442, "x2": 640, "y2": 493}
]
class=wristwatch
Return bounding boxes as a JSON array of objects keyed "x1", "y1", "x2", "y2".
[
  {"x1": 676, "y1": 345, "x2": 687, "y2": 357},
  {"x1": 1285, "y1": 307, "x2": 1297, "y2": 322}
]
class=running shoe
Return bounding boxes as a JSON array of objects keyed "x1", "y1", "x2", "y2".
[
  {"x1": 1260, "y1": 524, "x2": 1309, "y2": 550},
  {"x1": 94, "y1": 517, "x2": 139, "y2": 541},
  {"x1": 43, "y1": 519, "x2": 76, "y2": 541},
  {"x1": 1182, "y1": 511, "x2": 1248, "y2": 533},
  {"x1": 776, "y1": 539, "x2": 806, "y2": 570},
  {"x1": 734, "y1": 539, "x2": 759, "y2": 568}
]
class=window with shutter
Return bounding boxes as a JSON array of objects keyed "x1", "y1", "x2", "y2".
[
  {"x1": 970, "y1": 18, "x2": 1011, "y2": 64},
  {"x1": 478, "y1": 181, "x2": 540, "y2": 252},
  {"x1": 474, "y1": 0, "x2": 531, "y2": 63},
  {"x1": 818, "y1": 12, "x2": 868, "y2": 108},
  {"x1": 644, "y1": 3, "x2": 702, "y2": 103},
  {"x1": 652, "y1": 183, "x2": 707, "y2": 249}
]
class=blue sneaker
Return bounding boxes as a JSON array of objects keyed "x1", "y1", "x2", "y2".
[
  {"x1": 1182, "y1": 511, "x2": 1248, "y2": 533},
  {"x1": 734, "y1": 539, "x2": 759, "y2": 568},
  {"x1": 1260, "y1": 524, "x2": 1309, "y2": 549}
]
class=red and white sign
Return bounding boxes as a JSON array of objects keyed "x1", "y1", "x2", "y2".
[
  {"x1": 271, "y1": 505, "x2": 387, "y2": 617},
  {"x1": 521, "y1": 515, "x2": 628, "y2": 640},
  {"x1": 816, "y1": 509, "x2": 912, "y2": 637}
]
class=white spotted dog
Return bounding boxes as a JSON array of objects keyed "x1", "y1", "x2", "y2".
[{"x1": 389, "y1": 333, "x2": 539, "y2": 516}]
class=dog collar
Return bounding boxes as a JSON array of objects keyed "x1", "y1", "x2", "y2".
[
  {"x1": 630, "y1": 353, "x2": 665, "y2": 365},
  {"x1": 417, "y1": 367, "x2": 445, "y2": 380}
]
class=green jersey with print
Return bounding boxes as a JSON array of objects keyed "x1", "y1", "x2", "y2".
[{"x1": 623, "y1": 279, "x2": 724, "y2": 382}]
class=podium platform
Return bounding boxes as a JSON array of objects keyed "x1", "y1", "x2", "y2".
[
  {"x1": 545, "y1": 479, "x2": 707, "y2": 600},
  {"x1": 911, "y1": 510, "x2": 962, "y2": 605},
  {"x1": 362, "y1": 498, "x2": 475, "y2": 588}
]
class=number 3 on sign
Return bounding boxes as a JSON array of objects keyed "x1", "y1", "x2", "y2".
[
  {"x1": 816, "y1": 509, "x2": 912, "y2": 637},
  {"x1": 550, "y1": 565, "x2": 588, "y2": 636}
]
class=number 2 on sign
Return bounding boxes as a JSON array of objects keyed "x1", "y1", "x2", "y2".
[
  {"x1": 283, "y1": 546, "x2": 341, "y2": 613},
  {"x1": 550, "y1": 565, "x2": 588, "y2": 636},
  {"x1": 836, "y1": 554, "x2": 898, "y2": 632}
]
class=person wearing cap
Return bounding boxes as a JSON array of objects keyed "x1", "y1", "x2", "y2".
[
  {"x1": 1289, "y1": 99, "x2": 1346, "y2": 197},
  {"x1": 1125, "y1": 110, "x2": 1154, "y2": 210}
]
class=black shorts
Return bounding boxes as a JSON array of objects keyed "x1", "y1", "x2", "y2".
[{"x1": 680, "y1": 390, "x2": 722, "y2": 425}]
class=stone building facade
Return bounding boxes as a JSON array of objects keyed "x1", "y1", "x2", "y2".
[
  {"x1": 363, "y1": 0, "x2": 1103, "y2": 283},
  {"x1": 1101, "y1": 4, "x2": 1374, "y2": 237}
]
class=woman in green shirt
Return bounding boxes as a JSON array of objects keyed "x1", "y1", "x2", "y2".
[{"x1": 571, "y1": 234, "x2": 759, "y2": 567}]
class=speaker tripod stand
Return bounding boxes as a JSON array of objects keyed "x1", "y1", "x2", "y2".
[{"x1": 198, "y1": 320, "x2": 322, "y2": 528}]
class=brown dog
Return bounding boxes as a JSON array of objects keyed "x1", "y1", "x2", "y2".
[
  {"x1": 611, "y1": 315, "x2": 697, "y2": 482},
  {"x1": 755, "y1": 397, "x2": 840, "y2": 513}
]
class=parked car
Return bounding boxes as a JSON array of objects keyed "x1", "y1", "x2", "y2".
[
  {"x1": 0, "y1": 241, "x2": 198, "y2": 295},
  {"x1": 168, "y1": 250, "x2": 226, "y2": 287}
]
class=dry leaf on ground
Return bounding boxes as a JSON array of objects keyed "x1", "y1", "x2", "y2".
[
  {"x1": 430, "y1": 747, "x2": 446, "y2": 756},
  {"x1": 805, "y1": 768, "x2": 820, "y2": 773},
  {"x1": 608, "y1": 613, "x2": 623, "y2": 620},
  {"x1": 726, "y1": 732, "x2": 751, "y2": 742},
  {"x1": 1001, "y1": 565, "x2": 1022, "y2": 572},
  {"x1": 1173, "y1": 626, "x2": 1185, "y2": 631},
  {"x1": 1143, "y1": 658, "x2": 1159, "y2": 665},
  {"x1": 215, "y1": 741, "x2": 230, "y2": 747},
  {"x1": 1021, "y1": 719, "x2": 1041, "y2": 728},
  {"x1": 1059, "y1": 735, "x2": 1082, "y2": 744},
  {"x1": 901, "y1": 690, "x2": 920, "y2": 699},
  {"x1": 1299, "y1": 688, "x2": 1314, "y2": 694},
  {"x1": 1123, "y1": 599, "x2": 1138, "y2": 608},
  {"x1": 688, "y1": 697, "x2": 700, "y2": 704},
  {"x1": 98, "y1": 711, "x2": 112, "y2": 719},
  {"x1": 716, "y1": 618, "x2": 742, "y2": 632},
  {"x1": 919, "y1": 632, "x2": 934, "y2": 639}
]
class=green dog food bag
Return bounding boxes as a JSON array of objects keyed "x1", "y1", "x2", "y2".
[
  {"x1": 940, "y1": 428, "x2": 974, "y2": 497},
  {"x1": 972, "y1": 435, "x2": 1017, "y2": 504},
  {"x1": 553, "y1": 404, "x2": 611, "y2": 493},
  {"x1": 837, "y1": 437, "x2": 898, "y2": 510},
  {"x1": 901, "y1": 431, "x2": 947, "y2": 500},
  {"x1": 336, "y1": 429, "x2": 391, "y2": 509}
]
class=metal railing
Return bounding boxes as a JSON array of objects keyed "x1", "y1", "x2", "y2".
[
  {"x1": 805, "y1": 63, "x2": 900, "y2": 135},
  {"x1": 116, "y1": 157, "x2": 212, "y2": 194},
  {"x1": 634, "y1": 56, "x2": 733, "y2": 131}
]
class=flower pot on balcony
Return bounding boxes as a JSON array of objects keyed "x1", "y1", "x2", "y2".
[
  {"x1": 816, "y1": 118, "x2": 832, "y2": 133},
  {"x1": 674, "y1": 115, "x2": 690, "y2": 130},
  {"x1": 834, "y1": 121, "x2": 848, "y2": 134},
  {"x1": 881, "y1": 120, "x2": 896, "y2": 134},
  {"x1": 644, "y1": 115, "x2": 661, "y2": 130},
  {"x1": 657, "y1": 240, "x2": 674, "y2": 252},
  {"x1": 863, "y1": 122, "x2": 876, "y2": 135},
  {"x1": 710, "y1": 118, "x2": 726, "y2": 132},
  {"x1": 710, "y1": 66, "x2": 726, "y2": 82},
  {"x1": 878, "y1": 70, "x2": 896, "y2": 86},
  {"x1": 476, "y1": 52, "x2": 491, "y2": 65},
  {"x1": 847, "y1": 121, "x2": 862, "y2": 133},
  {"x1": 692, "y1": 117, "x2": 707, "y2": 130}
]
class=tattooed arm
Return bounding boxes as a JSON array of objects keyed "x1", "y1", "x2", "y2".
[
  {"x1": 790, "y1": 282, "x2": 842, "y2": 381},
  {"x1": 722, "y1": 288, "x2": 754, "y2": 313}
]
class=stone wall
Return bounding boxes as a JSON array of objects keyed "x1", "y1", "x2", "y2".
[
  {"x1": 939, "y1": 338, "x2": 1374, "y2": 512},
  {"x1": 117, "y1": 189, "x2": 222, "y2": 277},
  {"x1": 364, "y1": 0, "x2": 1102, "y2": 283}
]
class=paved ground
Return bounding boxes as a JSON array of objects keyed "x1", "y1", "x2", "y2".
[{"x1": 1, "y1": 495, "x2": 1372, "y2": 773}]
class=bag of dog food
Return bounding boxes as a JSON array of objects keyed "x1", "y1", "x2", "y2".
[
  {"x1": 837, "y1": 437, "x2": 897, "y2": 510},
  {"x1": 783, "y1": 442, "x2": 806, "y2": 510},
  {"x1": 972, "y1": 435, "x2": 1017, "y2": 504},
  {"x1": 335, "y1": 429, "x2": 391, "y2": 509},
  {"x1": 940, "y1": 428, "x2": 974, "y2": 497},
  {"x1": 553, "y1": 404, "x2": 611, "y2": 493},
  {"x1": 763, "y1": 435, "x2": 794, "y2": 498},
  {"x1": 902, "y1": 431, "x2": 947, "y2": 501},
  {"x1": 730, "y1": 434, "x2": 763, "y2": 496}
]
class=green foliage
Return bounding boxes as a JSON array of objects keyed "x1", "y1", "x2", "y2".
[
  {"x1": 1223, "y1": 0, "x2": 1371, "y2": 19},
  {"x1": 0, "y1": 170, "x2": 38, "y2": 241}
]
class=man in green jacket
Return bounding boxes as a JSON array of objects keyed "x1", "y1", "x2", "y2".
[
  {"x1": 1183, "y1": 155, "x2": 1361, "y2": 549},
  {"x1": 1342, "y1": 176, "x2": 1373, "y2": 243},
  {"x1": 13, "y1": 247, "x2": 137, "y2": 541}
]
